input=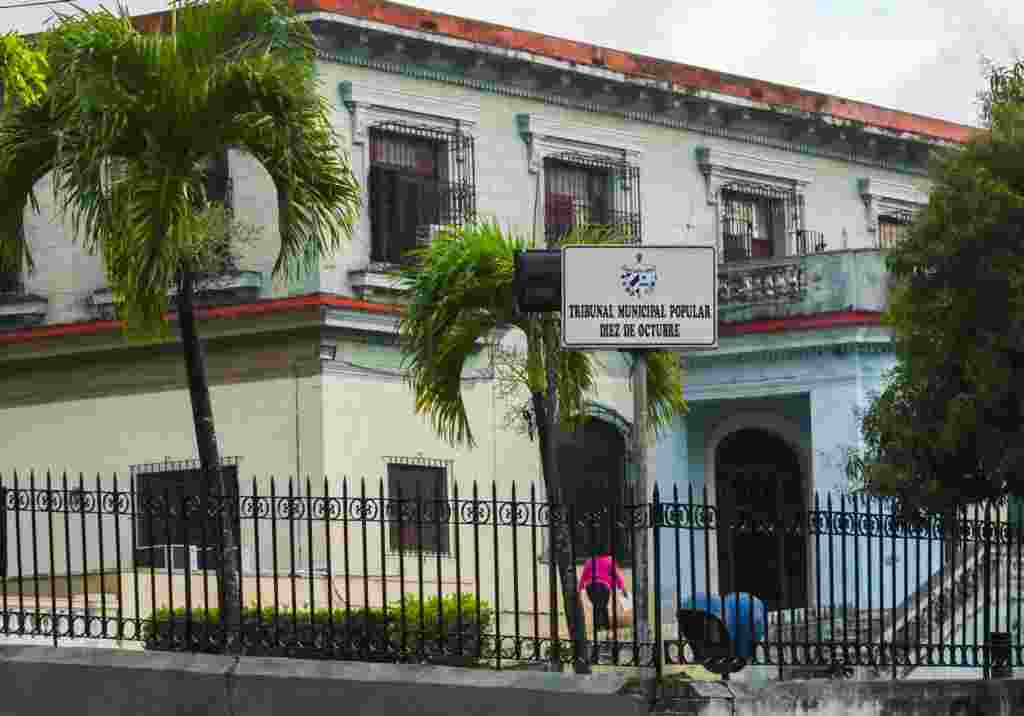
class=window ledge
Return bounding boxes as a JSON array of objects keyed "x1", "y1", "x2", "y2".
[
  {"x1": 0, "y1": 292, "x2": 49, "y2": 323},
  {"x1": 90, "y1": 270, "x2": 264, "y2": 316},
  {"x1": 349, "y1": 266, "x2": 411, "y2": 300}
]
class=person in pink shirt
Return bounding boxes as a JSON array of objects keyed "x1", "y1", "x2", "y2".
[{"x1": 578, "y1": 555, "x2": 630, "y2": 633}]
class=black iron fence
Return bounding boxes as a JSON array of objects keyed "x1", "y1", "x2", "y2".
[{"x1": 0, "y1": 471, "x2": 1020, "y2": 680}]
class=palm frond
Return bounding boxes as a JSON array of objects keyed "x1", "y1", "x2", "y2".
[
  {"x1": 0, "y1": 100, "x2": 61, "y2": 274},
  {"x1": 0, "y1": 0, "x2": 359, "y2": 339},
  {"x1": 399, "y1": 220, "x2": 527, "y2": 447},
  {"x1": 645, "y1": 350, "x2": 688, "y2": 435}
]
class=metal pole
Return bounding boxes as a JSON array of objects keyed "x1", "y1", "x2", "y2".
[{"x1": 631, "y1": 350, "x2": 652, "y2": 666}]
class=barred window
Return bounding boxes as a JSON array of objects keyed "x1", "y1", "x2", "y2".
[
  {"x1": 201, "y1": 151, "x2": 233, "y2": 210},
  {"x1": 878, "y1": 212, "x2": 912, "y2": 249},
  {"x1": 544, "y1": 152, "x2": 641, "y2": 245},
  {"x1": 719, "y1": 182, "x2": 799, "y2": 262},
  {"x1": 387, "y1": 462, "x2": 450, "y2": 554},
  {"x1": 132, "y1": 461, "x2": 239, "y2": 570},
  {"x1": 369, "y1": 122, "x2": 475, "y2": 265}
]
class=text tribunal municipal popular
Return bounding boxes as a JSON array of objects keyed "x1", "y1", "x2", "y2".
[{"x1": 565, "y1": 302, "x2": 713, "y2": 340}]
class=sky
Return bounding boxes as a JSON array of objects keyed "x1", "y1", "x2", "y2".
[{"x1": 3, "y1": 0, "x2": 1021, "y2": 128}]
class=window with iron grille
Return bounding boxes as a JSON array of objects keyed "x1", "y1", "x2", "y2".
[
  {"x1": 132, "y1": 461, "x2": 239, "y2": 570},
  {"x1": 878, "y1": 211, "x2": 912, "y2": 249},
  {"x1": 387, "y1": 461, "x2": 450, "y2": 554},
  {"x1": 369, "y1": 122, "x2": 475, "y2": 265},
  {"x1": 201, "y1": 151, "x2": 233, "y2": 210},
  {"x1": 544, "y1": 152, "x2": 641, "y2": 245},
  {"x1": 719, "y1": 182, "x2": 800, "y2": 262}
]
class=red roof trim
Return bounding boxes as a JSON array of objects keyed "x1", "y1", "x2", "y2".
[
  {"x1": 284, "y1": 0, "x2": 975, "y2": 144},
  {"x1": 2, "y1": 301, "x2": 881, "y2": 348},
  {"x1": 718, "y1": 310, "x2": 883, "y2": 337},
  {"x1": 0, "y1": 294, "x2": 404, "y2": 346}
]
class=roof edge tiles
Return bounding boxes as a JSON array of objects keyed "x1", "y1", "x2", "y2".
[{"x1": 293, "y1": 0, "x2": 975, "y2": 145}]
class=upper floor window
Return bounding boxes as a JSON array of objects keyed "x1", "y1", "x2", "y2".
[
  {"x1": 368, "y1": 122, "x2": 475, "y2": 265},
  {"x1": 719, "y1": 183, "x2": 797, "y2": 262},
  {"x1": 543, "y1": 152, "x2": 641, "y2": 245},
  {"x1": 201, "y1": 151, "x2": 233, "y2": 210},
  {"x1": 718, "y1": 181, "x2": 825, "y2": 262},
  {"x1": 878, "y1": 211, "x2": 912, "y2": 249},
  {"x1": 387, "y1": 460, "x2": 451, "y2": 555}
]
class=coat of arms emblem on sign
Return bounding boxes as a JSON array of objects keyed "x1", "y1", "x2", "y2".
[{"x1": 620, "y1": 252, "x2": 657, "y2": 298}]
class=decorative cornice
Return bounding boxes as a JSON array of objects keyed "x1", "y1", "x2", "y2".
[
  {"x1": 321, "y1": 358, "x2": 492, "y2": 383},
  {"x1": 696, "y1": 144, "x2": 813, "y2": 205},
  {"x1": 323, "y1": 304, "x2": 401, "y2": 336},
  {"x1": 338, "y1": 79, "x2": 481, "y2": 131},
  {"x1": 516, "y1": 113, "x2": 644, "y2": 173},
  {"x1": 857, "y1": 176, "x2": 928, "y2": 237},
  {"x1": 683, "y1": 339, "x2": 894, "y2": 367},
  {"x1": 296, "y1": 5, "x2": 972, "y2": 145},
  {"x1": 0, "y1": 294, "x2": 403, "y2": 348},
  {"x1": 719, "y1": 309, "x2": 884, "y2": 337},
  {"x1": 857, "y1": 176, "x2": 929, "y2": 207},
  {"x1": 316, "y1": 50, "x2": 930, "y2": 177}
]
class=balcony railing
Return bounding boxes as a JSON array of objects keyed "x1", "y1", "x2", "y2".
[
  {"x1": 718, "y1": 248, "x2": 890, "y2": 324},
  {"x1": 722, "y1": 229, "x2": 827, "y2": 263}
]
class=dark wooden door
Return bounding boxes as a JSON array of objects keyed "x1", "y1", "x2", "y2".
[{"x1": 716, "y1": 429, "x2": 807, "y2": 610}]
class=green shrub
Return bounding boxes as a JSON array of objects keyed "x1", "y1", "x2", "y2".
[
  {"x1": 143, "y1": 593, "x2": 494, "y2": 667},
  {"x1": 385, "y1": 593, "x2": 494, "y2": 665}
]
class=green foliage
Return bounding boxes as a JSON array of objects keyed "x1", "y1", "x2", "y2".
[
  {"x1": 978, "y1": 57, "x2": 1024, "y2": 126},
  {"x1": 385, "y1": 592, "x2": 495, "y2": 662},
  {"x1": 0, "y1": 0, "x2": 360, "y2": 338},
  {"x1": 144, "y1": 593, "x2": 494, "y2": 666},
  {"x1": 398, "y1": 220, "x2": 687, "y2": 449},
  {"x1": 850, "y1": 64, "x2": 1024, "y2": 513},
  {"x1": 0, "y1": 33, "x2": 49, "y2": 109}
]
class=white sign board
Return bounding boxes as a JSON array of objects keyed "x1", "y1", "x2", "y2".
[{"x1": 561, "y1": 245, "x2": 718, "y2": 349}]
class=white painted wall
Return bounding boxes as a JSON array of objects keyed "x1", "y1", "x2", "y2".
[{"x1": 11, "y1": 56, "x2": 933, "y2": 326}]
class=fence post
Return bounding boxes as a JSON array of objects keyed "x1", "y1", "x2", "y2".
[
  {"x1": 652, "y1": 485, "x2": 663, "y2": 685},
  {"x1": 984, "y1": 500, "x2": 993, "y2": 679}
]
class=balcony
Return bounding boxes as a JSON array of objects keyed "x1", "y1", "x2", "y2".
[
  {"x1": 90, "y1": 270, "x2": 264, "y2": 320},
  {"x1": 717, "y1": 248, "x2": 889, "y2": 325}
]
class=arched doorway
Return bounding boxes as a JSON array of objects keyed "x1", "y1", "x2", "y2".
[
  {"x1": 557, "y1": 417, "x2": 632, "y2": 564},
  {"x1": 716, "y1": 428, "x2": 807, "y2": 610}
]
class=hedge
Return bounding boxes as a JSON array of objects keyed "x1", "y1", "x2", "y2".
[{"x1": 143, "y1": 593, "x2": 494, "y2": 667}]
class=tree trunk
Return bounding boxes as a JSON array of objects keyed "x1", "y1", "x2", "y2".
[
  {"x1": 532, "y1": 390, "x2": 591, "y2": 674},
  {"x1": 177, "y1": 268, "x2": 243, "y2": 655},
  {"x1": 530, "y1": 320, "x2": 591, "y2": 675}
]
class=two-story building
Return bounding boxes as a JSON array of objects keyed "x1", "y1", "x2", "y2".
[{"x1": 0, "y1": 0, "x2": 987, "y2": 672}]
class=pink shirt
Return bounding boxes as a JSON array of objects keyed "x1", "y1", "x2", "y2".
[{"x1": 578, "y1": 556, "x2": 626, "y2": 593}]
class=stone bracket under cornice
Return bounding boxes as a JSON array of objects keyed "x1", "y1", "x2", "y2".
[
  {"x1": 696, "y1": 145, "x2": 813, "y2": 204},
  {"x1": 516, "y1": 113, "x2": 643, "y2": 174},
  {"x1": 857, "y1": 176, "x2": 929, "y2": 235}
]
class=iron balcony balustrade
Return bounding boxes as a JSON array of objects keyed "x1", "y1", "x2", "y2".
[{"x1": 716, "y1": 248, "x2": 890, "y2": 325}]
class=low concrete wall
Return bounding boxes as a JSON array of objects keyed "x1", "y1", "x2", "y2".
[
  {"x1": 658, "y1": 678, "x2": 1024, "y2": 716},
  {"x1": 0, "y1": 645, "x2": 649, "y2": 716}
]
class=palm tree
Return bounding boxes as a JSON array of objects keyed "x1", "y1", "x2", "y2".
[
  {"x1": 399, "y1": 221, "x2": 686, "y2": 673},
  {"x1": 0, "y1": 32, "x2": 48, "y2": 110},
  {"x1": 0, "y1": 0, "x2": 360, "y2": 652}
]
